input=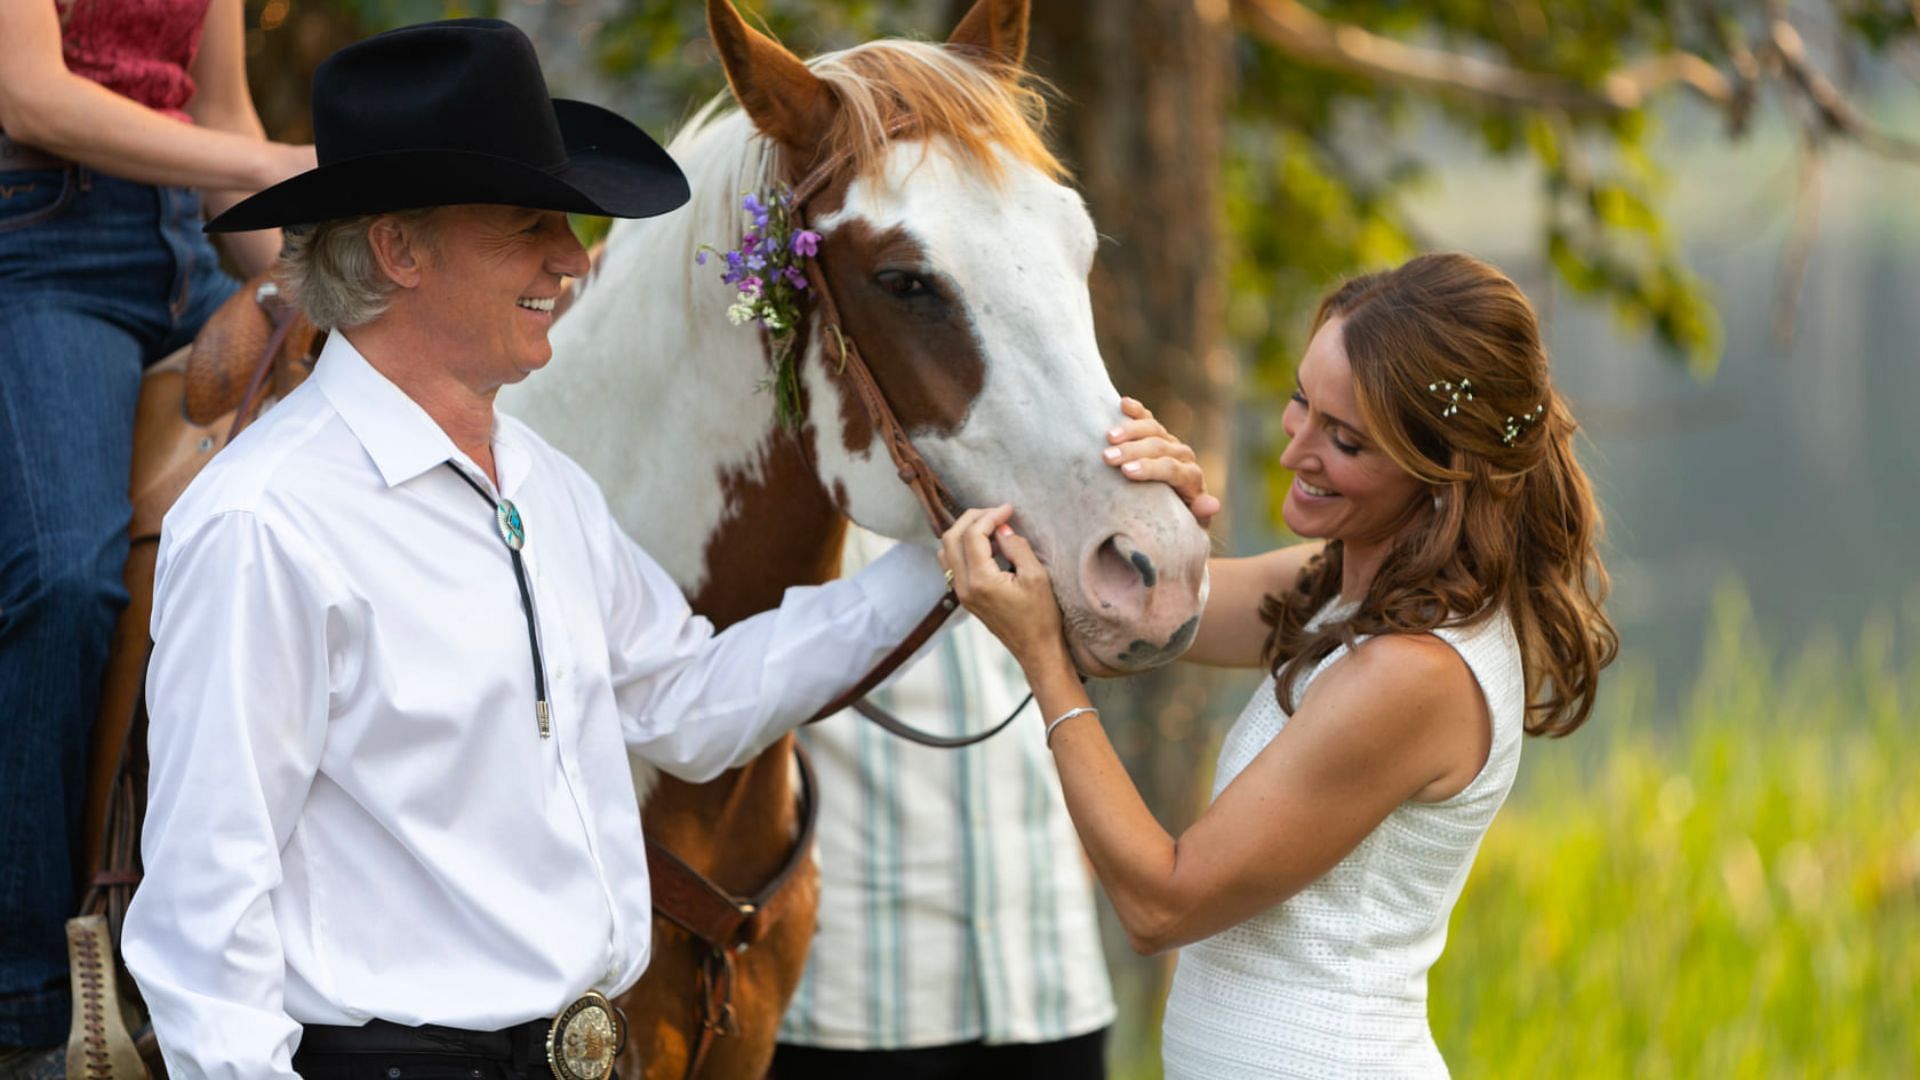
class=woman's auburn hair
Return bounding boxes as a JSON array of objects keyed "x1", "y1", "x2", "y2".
[{"x1": 1261, "y1": 252, "x2": 1619, "y2": 738}]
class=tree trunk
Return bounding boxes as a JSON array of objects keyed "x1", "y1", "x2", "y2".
[{"x1": 1018, "y1": 0, "x2": 1237, "y2": 1065}]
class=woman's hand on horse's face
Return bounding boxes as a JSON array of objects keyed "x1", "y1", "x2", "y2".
[
  {"x1": 939, "y1": 506, "x2": 1069, "y2": 673},
  {"x1": 1106, "y1": 397, "x2": 1221, "y2": 528}
]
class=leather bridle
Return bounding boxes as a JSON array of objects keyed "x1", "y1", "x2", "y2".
[{"x1": 786, "y1": 115, "x2": 1033, "y2": 744}]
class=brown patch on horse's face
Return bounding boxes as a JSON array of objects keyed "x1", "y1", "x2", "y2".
[{"x1": 812, "y1": 218, "x2": 989, "y2": 457}]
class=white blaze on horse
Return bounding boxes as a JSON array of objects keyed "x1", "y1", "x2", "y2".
[{"x1": 502, "y1": 0, "x2": 1210, "y2": 1075}]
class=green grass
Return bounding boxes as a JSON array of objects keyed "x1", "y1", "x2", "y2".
[{"x1": 1431, "y1": 587, "x2": 1920, "y2": 1077}]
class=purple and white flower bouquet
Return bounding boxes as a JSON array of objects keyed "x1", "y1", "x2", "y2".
[{"x1": 698, "y1": 187, "x2": 823, "y2": 429}]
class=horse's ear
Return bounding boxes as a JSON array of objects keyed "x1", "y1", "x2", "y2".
[
  {"x1": 947, "y1": 0, "x2": 1029, "y2": 69},
  {"x1": 707, "y1": 0, "x2": 837, "y2": 157}
]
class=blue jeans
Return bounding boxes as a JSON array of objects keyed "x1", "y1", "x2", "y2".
[{"x1": 0, "y1": 165, "x2": 237, "y2": 1045}]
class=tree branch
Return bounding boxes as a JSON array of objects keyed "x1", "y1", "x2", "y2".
[
  {"x1": 1231, "y1": 0, "x2": 1732, "y2": 114},
  {"x1": 1690, "y1": 0, "x2": 1762, "y2": 135},
  {"x1": 1766, "y1": 17, "x2": 1920, "y2": 163},
  {"x1": 1772, "y1": 129, "x2": 1823, "y2": 347},
  {"x1": 1232, "y1": 0, "x2": 1920, "y2": 165}
]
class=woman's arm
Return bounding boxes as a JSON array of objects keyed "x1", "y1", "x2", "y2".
[
  {"x1": 941, "y1": 508, "x2": 1488, "y2": 955},
  {"x1": 187, "y1": 0, "x2": 289, "y2": 276},
  {"x1": 1179, "y1": 545, "x2": 1323, "y2": 667},
  {"x1": 0, "y1": 0, "x2": 311, "y2": 197}
]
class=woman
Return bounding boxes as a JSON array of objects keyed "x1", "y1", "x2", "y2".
[
  {"x1": 942, "y1": 253, "x2": 1618, "y2": 1077},
  {"x1": 0, "y1": 0, "x2": 310, "y2": 1063}
]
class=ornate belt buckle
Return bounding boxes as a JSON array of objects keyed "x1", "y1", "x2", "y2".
[{"x1": 546, "y1": 990, "x2": 625, "y2": 1080}]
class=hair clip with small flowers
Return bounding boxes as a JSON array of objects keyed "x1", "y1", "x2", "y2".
[
  {"x1": 1429, "y1": 378, "x2": 1473, "y2": 418},
  {"x1": 1501, "y1": 404, "x2": 1546, "y2": 446}
]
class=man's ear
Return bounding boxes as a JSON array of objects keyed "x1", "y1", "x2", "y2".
[{"x1": 367, "y1": 215, "x2": 428, "y2": 290}]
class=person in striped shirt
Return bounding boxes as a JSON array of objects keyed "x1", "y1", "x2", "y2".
[{"x1": 772, "y1": 526, "x2": 1116, "y2": 1080}]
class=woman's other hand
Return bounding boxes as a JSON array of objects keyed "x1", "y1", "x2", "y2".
[
  {"x1": 1104, "y1": 397, "x2": 1220, "y2": 527},
  {"x1": 939, "y1": 505, "x2": 1070, "y2": 677}
]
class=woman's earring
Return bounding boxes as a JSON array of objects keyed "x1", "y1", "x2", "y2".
[{"x1": 1432, "y1": 492, "x2": 1443, "y2": 513}]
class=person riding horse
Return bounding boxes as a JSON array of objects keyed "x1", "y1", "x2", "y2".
[{"x1": 121, "y1": 20, "x2": 951, "y2": 1079}]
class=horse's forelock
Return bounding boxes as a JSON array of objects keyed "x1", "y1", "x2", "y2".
[{"x1": 806, "y1": 40, "x2": 1064, "y2": 188}]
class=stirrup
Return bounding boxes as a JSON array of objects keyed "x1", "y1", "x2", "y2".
[{"x1": 63, "y1": 915, "x2": 150, "y2": 1080}]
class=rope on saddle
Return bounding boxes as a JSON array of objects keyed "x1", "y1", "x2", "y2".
[{"x1": 227, "y1": 282, "x2": 305, "y2": 443}]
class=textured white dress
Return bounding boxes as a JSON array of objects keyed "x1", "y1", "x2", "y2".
[{"x1": 1160, "y1": 602, "x2": 1525, "y2": 1078}]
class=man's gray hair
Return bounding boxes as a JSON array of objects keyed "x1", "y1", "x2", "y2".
[{"x1": 278, "y1": 209, "x2": 440, "y2": 331}]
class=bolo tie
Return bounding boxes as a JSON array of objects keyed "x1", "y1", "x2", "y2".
[{"x1": 448, "y1": 463, "x2": 551, "y2": 738}]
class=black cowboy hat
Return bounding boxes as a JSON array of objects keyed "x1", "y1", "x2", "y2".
[{"x1": 206, "y1": 18, "x2": 689, "y2": 232}]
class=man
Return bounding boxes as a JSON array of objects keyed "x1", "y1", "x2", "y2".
[
  {"x1": 774, "y1": 531, "x2": 1115, "y2": 1080},
  {"x1": 121, "y1": 20, "x2": 945, "y2": 1080}
]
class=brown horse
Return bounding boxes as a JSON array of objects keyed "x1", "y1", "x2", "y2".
[{"x1": 502, "y1": 1, "x2": 1213, "y2": 1075}]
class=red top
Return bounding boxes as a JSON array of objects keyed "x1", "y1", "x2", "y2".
[{"x1": 57, "y1": 0, "x2": 212, "y2": 123}]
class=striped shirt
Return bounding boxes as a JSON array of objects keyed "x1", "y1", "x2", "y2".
[{"x1": 778, "y1": 530, "x2": 1116, "y2": 1050}]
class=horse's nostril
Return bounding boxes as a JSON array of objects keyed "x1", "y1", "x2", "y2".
[
  {"x1": 1087, "y1": 535, "x2": 1158, "y2": 610},
  {"x1": 1128, "y1": 549, "x2": 1158, "y2": 589}
]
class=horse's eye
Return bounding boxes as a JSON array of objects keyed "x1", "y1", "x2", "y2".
[{"x1": 874, "y1": 270, "x2": 933, "y2": 300}]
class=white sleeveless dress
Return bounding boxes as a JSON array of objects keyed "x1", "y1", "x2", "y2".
[{"x1": 1160, "y1": 602, "x2": 1525, "y2": 1078}]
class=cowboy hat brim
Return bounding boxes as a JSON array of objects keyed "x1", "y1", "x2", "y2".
[{"x1": 205, "y1": 100, "x2": 690, "y2": 233}]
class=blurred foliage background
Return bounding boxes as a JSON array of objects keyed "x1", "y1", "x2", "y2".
[
  {"x1": 1428, "y1": 585, "x2": 1920, "y2": 1077},
  {"x1": 241, "y1": 0, "x2": 1920, "y2": 1073}
]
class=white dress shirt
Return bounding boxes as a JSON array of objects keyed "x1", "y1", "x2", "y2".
[
  {"x1": 779, "y1": 531, "x2": 1115, "y2": 1050},
  {"x1": 122, "y1": 333, "x2": 945, "y2": 1080}
]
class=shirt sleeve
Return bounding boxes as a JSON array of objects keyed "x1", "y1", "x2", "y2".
[
  {"x1": 592, "y1": 507, "x2": 949, "y2": 783},
  {"x1": 123, "y1": 511, "x2": 338, "y2": 1080}
]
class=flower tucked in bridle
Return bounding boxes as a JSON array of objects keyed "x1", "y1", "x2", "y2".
[{"x1": 697, "y1": 187, "x2": 823, "y2": 429}]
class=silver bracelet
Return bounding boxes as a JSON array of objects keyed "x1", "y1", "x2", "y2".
[{"x1": 1044, "y1": 706, "x2": 1098, "y2": 748}]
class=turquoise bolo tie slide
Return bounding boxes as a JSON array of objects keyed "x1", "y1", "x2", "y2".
[
  {"x1": 447, "y1": 464, "x2": 550, "y2": 737},
  {"x1": 496, "y1": 498, "x2": 526, "y2": 551}
]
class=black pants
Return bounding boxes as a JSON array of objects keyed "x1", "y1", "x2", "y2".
[{"x1": 771, "y1": 1027, "x2": 1107, "y2": 1080}]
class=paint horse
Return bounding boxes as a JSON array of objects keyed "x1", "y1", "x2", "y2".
[{"x1": 503, "y1": 1, "x2": 1211, "y2": 1075}]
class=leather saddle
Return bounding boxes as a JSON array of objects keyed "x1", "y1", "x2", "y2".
[{"x1": 71, "y1": 273, "x2": 319, "y2": 1079}]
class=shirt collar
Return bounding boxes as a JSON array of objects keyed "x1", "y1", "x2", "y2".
[{"x1": 312, "y1": 331, "x2": 529, "y2": 497}]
